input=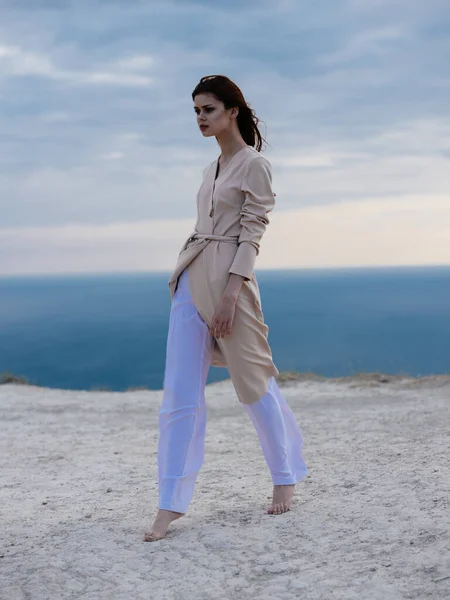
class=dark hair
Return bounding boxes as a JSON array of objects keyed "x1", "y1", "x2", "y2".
[{"x1": 192, "y1": 75, "x2": 266, "y2": 152}]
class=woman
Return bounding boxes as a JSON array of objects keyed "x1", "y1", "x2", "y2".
[{"x1": 144, "y1": 75, "x2": 308, "y2": 542}]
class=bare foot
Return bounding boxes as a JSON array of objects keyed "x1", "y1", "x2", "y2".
[
  {"x1": 143, "y1": 509, "x2": 184, "y2": 542},
  {"x1": 267, "y1": 484, "x2": 295, "y2": 515}
]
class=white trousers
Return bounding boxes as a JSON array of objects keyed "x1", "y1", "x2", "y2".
[{"x1": 158, "y1": 268, "x2": 308, "y2": 513}]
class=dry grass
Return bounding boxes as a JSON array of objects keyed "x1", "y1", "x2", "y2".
[
  {"x1": 276, "y1": 370, "x2": 450, "y2": 389},
  {"x1": 2, "y1": 370, "x2": 449, "y2": 391},
  {"x1": 0, "y1": 372, "x2": 32, "y2": 386}
]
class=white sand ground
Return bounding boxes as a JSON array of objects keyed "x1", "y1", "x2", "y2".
[{"x1": 1, "y1": 375, "x2": 449, "y2": 600}]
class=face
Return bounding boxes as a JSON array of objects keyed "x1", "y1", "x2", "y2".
[{"x1": 193, "y1": 93, "x2": 237, "y2": 137}]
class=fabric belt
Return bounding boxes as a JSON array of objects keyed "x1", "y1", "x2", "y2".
[{"x1": 187, "y1": 233, "x2": 239, "y2": 245}]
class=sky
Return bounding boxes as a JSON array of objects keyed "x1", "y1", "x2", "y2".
[{"x1": 1, "y1": 0, "x2": 449, "y2": 275}]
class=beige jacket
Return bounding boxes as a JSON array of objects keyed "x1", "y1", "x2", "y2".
[{"x1": 168, "y1": 145, "x2": 279, "y2": 404}]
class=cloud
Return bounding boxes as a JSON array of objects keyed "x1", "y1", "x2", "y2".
[
  {"x1": 272, "y1": 118, "x2": 450, "y2": 207},
  {"x1": 0, "y1": 0, "x2": 449, "y2": 273},
  {"x1": 116, "y1": 55, "x2": 154, "y2": 70},
  {"x1": 3, "y1": 118, "x2": 448, "y2": 229},
  {"x1": 315, "y1": 25, "x2": 408, "y2": 66},
  {"x1": 40, "y1": 111, "x2": 74, "y2": 123},
  {"x1": 99, "y1": 151, "x2": 125, "y2": 160},
  {"x1": 0, "y1": 44, "x2": 153, "y2": 86},
  {"x1": 0, "y1": 44, "x2": 55, "y2": 77},
  {"x1": 1, "y1": 195, "x2": 449, "y2": 276},
  {"x1": 0, "y1": 218, "x2": 193, "y2": 276}
]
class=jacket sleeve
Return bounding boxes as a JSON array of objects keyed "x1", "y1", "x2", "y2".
[{"x1": 228, "y1": 156, "x2": 275, "y2": 281}]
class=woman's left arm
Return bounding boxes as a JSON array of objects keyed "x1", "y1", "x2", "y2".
[
  {"x1": 223, "y1": 273, "x2": 246, "y2": 302},
  {"x1": 210, "y1": 157, "x2": 276, "y2": 339},
  {"x1": 228, "y1": 156, "x2": 276, "y2": 282}
]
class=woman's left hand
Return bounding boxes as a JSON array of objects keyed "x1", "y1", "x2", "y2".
[{"x1": 210, "y1": 296, "x2": 237, "y2": 338}]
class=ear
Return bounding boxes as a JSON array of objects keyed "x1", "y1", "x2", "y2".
[{"x1": 231, "y1": 107, "x2": 239, "y2": 118}]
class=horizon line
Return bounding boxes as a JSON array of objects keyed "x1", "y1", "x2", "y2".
[{"x1": 1, "y1": 263, "x2": 450, "y2": 279}]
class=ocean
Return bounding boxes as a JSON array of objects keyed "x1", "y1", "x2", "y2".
[{"x1": 1, "y1": 265, "x2": 449, "y2": 392}]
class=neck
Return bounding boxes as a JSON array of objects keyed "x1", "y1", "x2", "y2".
[{"x1": 216, "y1": 129, "x2": 247, "y2": 161}]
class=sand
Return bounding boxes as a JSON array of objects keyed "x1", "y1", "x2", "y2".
[{"x1": 1, "y1": 376, "x2": 449, "y2": 600}]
